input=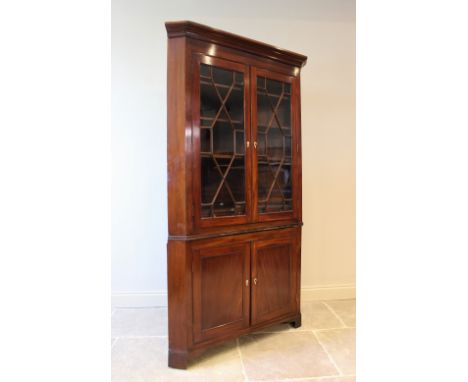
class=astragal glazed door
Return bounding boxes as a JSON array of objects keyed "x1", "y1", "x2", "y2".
[
  {"x1": 192, "y1": 55, "x2": 252, "y2": 228},
  {"x1": 251, "y1": 67, "x2": 300, "y2": 222}
]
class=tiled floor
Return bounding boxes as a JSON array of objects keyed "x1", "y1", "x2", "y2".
[{"x1": 112, "y1": 299, "x2": 355, "y2": 382}]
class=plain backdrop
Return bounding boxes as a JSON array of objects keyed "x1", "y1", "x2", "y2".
[
  {"x1": 111, "y1": 0, "x2": 356, "y2": 306},
  {"x1": 2, "y1": 1, "x2": 468, "y2": 381}
]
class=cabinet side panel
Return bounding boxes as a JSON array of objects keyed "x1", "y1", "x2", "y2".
[
  {"x1": 167, "y1": 240, "x2": 192, "y2": 368},
  {"x1": 297, "y1": 228, "x2": 302, "y2": 313},
  {"x1": 167, "y1": 37, "x2": 192, "y2": 235}
]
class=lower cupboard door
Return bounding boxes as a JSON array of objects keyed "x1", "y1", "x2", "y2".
[
  {"x1": 192, "y1": 242, "x2": 250, "y2": 342},
  {"x1": 251, "y1": 236, "x2": 298, "y2": 325}
]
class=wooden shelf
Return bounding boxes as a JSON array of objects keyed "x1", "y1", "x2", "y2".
[
  {"x1": 257, "y1": 90, "x2": 291, "y2": 98},
  {"x1": 200, "y1": 116, "x2": 243, "y2": 125},
  {"x1": 257, "y1": 125, "x2": 291, "y2": 132},
  {"x1": 200, "y1": 79, "x2": 243, "y2": 91},
  {"x1": 200, "y1": 152, "x2": 245, "y2": 159}
]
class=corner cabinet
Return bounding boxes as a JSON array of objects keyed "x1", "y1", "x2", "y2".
[{"x1": 166, "y1": 21, "x2": 307, "y2": 369}]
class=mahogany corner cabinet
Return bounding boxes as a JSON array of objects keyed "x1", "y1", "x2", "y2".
[{"x1": 166, "y1": 21, "x2": 307, "y2": 369}]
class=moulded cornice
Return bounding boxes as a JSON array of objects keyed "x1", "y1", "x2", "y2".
[{"x1": 165, "y1": 20, "x2": 308, "y2": 68}]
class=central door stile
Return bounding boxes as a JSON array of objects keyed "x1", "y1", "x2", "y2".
[{"x1": 250, "y1": 239, "x2": 257, "y2": 324}]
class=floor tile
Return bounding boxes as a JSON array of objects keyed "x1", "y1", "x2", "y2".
[
  {"x1": 324, "y1": 300, "x2": 356, "y2": 327},
  {"x1": 255, "y1": 301, "x2": 345, "y2": 334},
  {"x1": 112, "y1": 307, "x2": 167, "y2": 337},
  {"x1": 239, "y1": 332, "x2": 338, "y2": 380},
  {"x1": 301, "y1": 301, "x2": 346, "y2": 330},
  {"x1": 315, "y1": 328, "x2": 355, "y2": 375},
  {"x1": 112, "y1": 337, "x2": 245, "y2": 382}
]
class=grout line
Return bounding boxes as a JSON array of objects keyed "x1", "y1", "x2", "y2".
[
  {"x1": 311, "y1": 330, "x2": 343, "y2": 376},
  {"x1": 314, "y1": 327, "x2": 356, "y2": 332},
  {"x1": 321, "y1": 301, "x2": 347, "y2": 328},
  {"x1": 236, "y1": 338, "x2": 249, "y2": 382}
]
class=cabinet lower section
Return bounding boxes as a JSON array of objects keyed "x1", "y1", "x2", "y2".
[{"x1": 167, "y1": 226, "x2": 301, "y2": 369}]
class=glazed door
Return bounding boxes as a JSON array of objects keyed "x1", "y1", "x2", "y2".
[
  {"x1": 192, "y1": 55, "x2": 252, "y2": 228},
  {"x1": 251, "y1": 235, "x2": 298, "y2": 325},
  {"x1": 251, "y1": 67, "x2": 300, "y2": 222},
  {"x1": 192, "y1": 242, "x2": 250, "y2": 342}
]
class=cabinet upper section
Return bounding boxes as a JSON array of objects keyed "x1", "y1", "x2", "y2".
[
  {"x1": 166, "y1": 21, "x2": 307, "y2": 238},
  {"x1": 165, "y1": 21, "x2": 307, "y2": 68}
]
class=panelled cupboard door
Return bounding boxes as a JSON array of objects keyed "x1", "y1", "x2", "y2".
[
  {"x1": 192, "y1": 54, "x2": 252, "y2": 228},
  {"x1": 251, "y1": 235, "x2": 298, "y2": 325},
  {"x1": 192, "y1": 242, "x2": 250, "y2": 342},
  {"x1": 251, "y1": 67, "x2": 300, "y2": 222}
]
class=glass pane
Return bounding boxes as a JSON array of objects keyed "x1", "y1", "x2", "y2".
[
  {"x1": 212, "y1": 121, "x2": 234, "y2": 155},
  {"x1": 199, "y1": 63, "x2": 246, "y2": 218},
  {"x1": 256, "y1": 76, "x2": 293, "y2": 214}
]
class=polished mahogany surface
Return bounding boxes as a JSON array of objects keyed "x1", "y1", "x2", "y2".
[
  {"x1": 192, "y1": 242, "x2": 250, "y2": 342},
  {"x1": 166, "y1": 21, "x2": 306, "y2": 369},
  {"x1": 252, "y1": 238, "x2": 296, "y2": 325}
]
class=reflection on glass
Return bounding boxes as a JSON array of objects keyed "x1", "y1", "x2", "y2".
[
  {"x1": 200, "y1": 63, "x2": 246, "y2": 218},
  {"x1": 257, "y1": 76, "x2": 293, "y2": 213}
]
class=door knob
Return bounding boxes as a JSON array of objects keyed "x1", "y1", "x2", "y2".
[
  {"x1": 245, "y1": 279, "x2": 249, "y2": 286},
  {"x1": 253, "y1": 141, "x2": 257, "y2": 149},
  {"x1": 253, "y1": 278, "x2": 257, "y2": 285}
]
